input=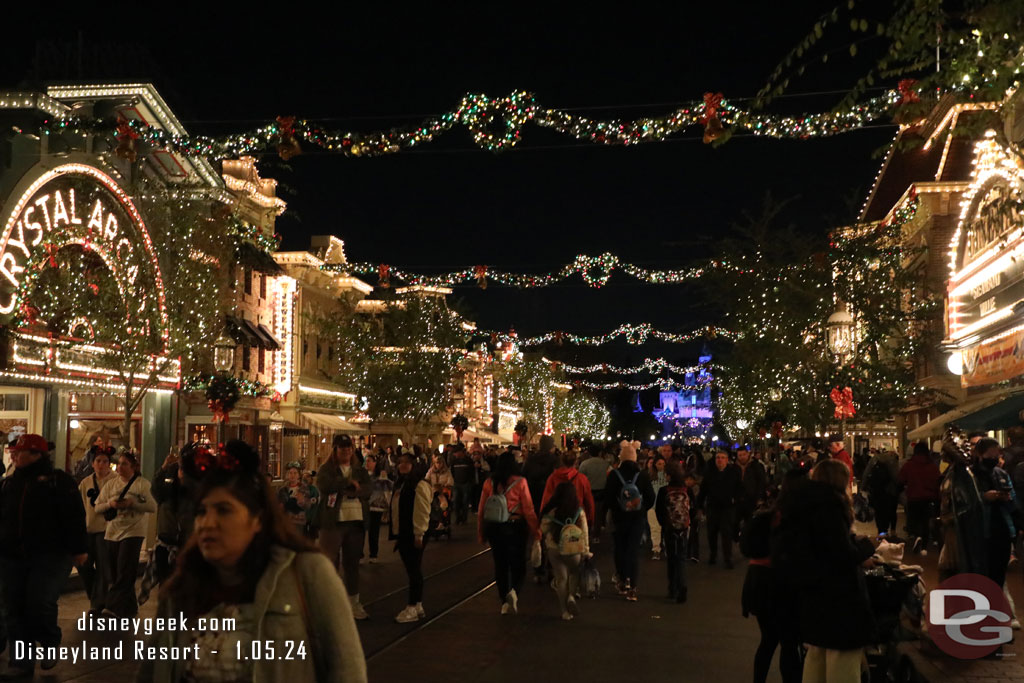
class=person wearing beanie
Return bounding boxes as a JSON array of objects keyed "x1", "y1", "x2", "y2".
[
  {"x1": 604, "y1": 440, "x2": 655, "y2": 601},
  {"x1": 898, "y1": 442, "x2": 941, "y2": 556},
  {"x1": 0, "y1": 434, "x2": 88, "y2": 678}
]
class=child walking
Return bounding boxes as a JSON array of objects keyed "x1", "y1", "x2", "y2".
[{"x1": 540, "y1": 483, "x2": 591, "y2": 620}]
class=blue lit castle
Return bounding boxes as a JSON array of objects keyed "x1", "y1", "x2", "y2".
[{"x1": 654, "y1": 346, "x2": 714, "y2": 443}]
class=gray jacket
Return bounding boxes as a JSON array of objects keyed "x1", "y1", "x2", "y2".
[{"x1": 139, "y1": 546, "x2": 367, "y2": 683}]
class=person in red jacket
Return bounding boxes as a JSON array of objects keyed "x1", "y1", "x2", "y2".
[
  {"x1": 540, "y1": 450, "x2": 596, "y2": 526},
  {"x1": 826, "y1": 434, "x2": 853, "y2": 486},
  {"x1": 898, "y1": 441, "x2": 941, "y2": 555}
]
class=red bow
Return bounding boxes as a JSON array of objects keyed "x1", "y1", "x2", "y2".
[
  {"x1": 378, "y1": 264, "x2": 390, "y2": 288},
  {"x1": 830, "y1": 386, "x2": 856, "y2": 420},
  {"x1": 275, "y1": 116, "x2": 302, "y2": 160},
  {"x1": 897, "y1": 79, "x2": 920, "y2": 105},
  {"x1": 474, "y1": 265, "x2": 488, "y2": 289},
  {"x1": 208, "y1": 399, "x2": 231, "y2": 423},
  {"x1": 701, "y1": 92, "x2": 724, "y2": 124},
  {"x1": 115, "y1": 120, "x2": 139, "y2": 162}
]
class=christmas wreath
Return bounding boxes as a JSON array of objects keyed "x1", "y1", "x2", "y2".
[
  {"x1": 450, "y1": 413, "x2": 469, "y2": 439},
  {"x1": 206, "y1": 375, "x2": 242, "y2": 423}
]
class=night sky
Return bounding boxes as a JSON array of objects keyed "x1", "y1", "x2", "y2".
[{"x1": 3, "y1": 4, "x2": 897, "y2": 402}]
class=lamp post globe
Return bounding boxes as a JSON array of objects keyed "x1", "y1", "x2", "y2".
[
  {"x1": 213, "y1": 332, "x2": 236, "y2": 373},
  {"x1": 827, "y1": 302, "x2": 855, "y2": 363}
]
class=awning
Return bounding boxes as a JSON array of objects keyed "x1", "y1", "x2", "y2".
[
  {"x1": 907, "y1": 389, "x2": 1020, "y2": 440},
  {"x1": 302, "y1": 412, "x2": 368, "y2": 435},
  {"x1": 256, "y1": 323, "x2": 281, "y2": 350},
  {"x1": 239, "y1": 318, "x2": 278, "y2": 350},
  {"x1": 954, "y1": 390, "x2": 1024, "y2": 432},
  {"x1": 225, "y1": 315, "x2": 260, "y2": 346}
]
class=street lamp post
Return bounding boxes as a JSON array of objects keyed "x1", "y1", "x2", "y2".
[
  {"x1": 826, "y1": 301, "x2": 855, "y2": 440},
  {"x1": 213, "y1": 331, "x2": 236, "y2": 446}
]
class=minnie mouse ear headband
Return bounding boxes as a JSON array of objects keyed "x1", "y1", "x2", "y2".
[{"x1": 180, "y1": 439, "x2": 260, "y2": 481}]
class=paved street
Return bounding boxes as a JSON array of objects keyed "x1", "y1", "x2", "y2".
[
  {"x1": 22, "y1": 519, "x2": 768, "y2": 682},
  {"x1": 9, "y1": 514, "x2": 1024, "y2": 682}
]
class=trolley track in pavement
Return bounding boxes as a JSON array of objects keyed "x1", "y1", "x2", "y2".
[{"x1": 358, "y1": 543, "x2": 498, "y2": 660}]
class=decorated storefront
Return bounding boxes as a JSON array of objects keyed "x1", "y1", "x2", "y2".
[{"x1": 944, "y1": 131, "x2": 1024, "y2": 426}]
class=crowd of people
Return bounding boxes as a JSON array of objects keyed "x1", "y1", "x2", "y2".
[{"x1": 3, "y1": 424, "x2": 1024, "y2": 682}]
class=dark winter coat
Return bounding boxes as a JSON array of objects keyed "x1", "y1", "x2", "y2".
[
  {"x1": 771, "y1": 479, "x2": 876, "y2": 650},
  {"x1": 604, "y1": 461, "x2": 655, "y2": 525},
  {"x1": 522, "y1": 450, "x2": 558, "y2": 515},
  {"x1": 151, "y1": 464, "x2": 197, "y2": 546},
  {"x1": 738, "y1": 459, "x2": 769, "y2": 507},
  {"x1": 698, "y1": 462, "x2": 743, "y2": 510},
  {"x1": 316, "y1": 459, "x2": 372, "y2": 530},
  {"x1": 0, "y1": 456, "x2": 88, "y2": 557}
]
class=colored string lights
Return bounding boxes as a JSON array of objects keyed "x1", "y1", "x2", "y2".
[
  {"x1": 560, "y1": 357, "x2": 711, "y2": 375},
  {"x1": 489, "y1": 324, "x2": 735, "y2": 347},
  {"x1": 43, "y1": 89, "x2": 902, "y2": 159},
  {"x1": 327, "y1": 255, "x2": 739, "y2": 289}
]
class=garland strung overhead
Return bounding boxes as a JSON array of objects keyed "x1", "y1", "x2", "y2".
[
  {"x1": 489, "y1": 323, "x2": 736, "y2": 347},
  {"x1": 559, "y1": 357, "x2": 711, "y2": 375},
  {"x1": 45, "y1": 88, "x2": 904, "y2": 159},
  {"x1": 328, "y1": 254, "x2": 741, "y2": 289},
  {"x1": 576, "y1": 377, "x2": 707, "y2": 391}
]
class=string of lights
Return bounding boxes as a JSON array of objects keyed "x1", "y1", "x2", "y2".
[
  {"x1": 42, "y1": 89, "x2": 902, "y2": 159},
  {"x1": 489, "y1": 323, "x2": 736, "y2": 347},
  {"x1": 328, "y1": 253, "x2": 738, "y2": 289},
  {"x1": 576, "y1": 377, "x2": 703, "y2": 391},
  {"x1": 559, "y1": 357, "x2": 711, "y2": 375}
]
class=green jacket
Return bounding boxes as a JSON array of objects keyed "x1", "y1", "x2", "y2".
[
  {"x1": 316, "y1": 460, "x2": 372, "y2": 529},
  {"x1": 138, "y1": 546, "x2": 367, "y2": 683}
]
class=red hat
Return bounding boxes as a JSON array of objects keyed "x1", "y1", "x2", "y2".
[{"x1": 10, "y1": 434, "x2": 50, "y2": 454}]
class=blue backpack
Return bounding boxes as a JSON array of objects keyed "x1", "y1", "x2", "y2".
[{"x1": 612, "y1": 469, "x2": 644, "y2": 512}]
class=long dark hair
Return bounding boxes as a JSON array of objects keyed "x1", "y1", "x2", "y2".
[
  {"x1": 542, "y1": 482, "x2": 579, "y2": 520},
  {"x1": 491, "y1": 450, "x2": 520, "y2": 489},
  {"x1": 161, "y1": 450, "x2": 317, "y2": 618}
]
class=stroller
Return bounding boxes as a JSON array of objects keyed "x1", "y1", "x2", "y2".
[
  {"x1": 427, "y1": 486, "x2": 453, "y2": 540},
  {"x1": 863, "y1": 564, "x2": 924, "y2": 682}
]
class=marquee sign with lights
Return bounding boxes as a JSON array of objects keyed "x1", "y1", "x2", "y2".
[
  {"x1": 0, "y1": 163, "x2": 168, "y2": 343},
  {"x1": 946, "y1": 133, "x2": 1024, "y2": 385}
]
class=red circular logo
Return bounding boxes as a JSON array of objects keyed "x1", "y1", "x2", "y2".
[{"x1": 928, "y1": 573, "x2": 1013, "y2": 659}]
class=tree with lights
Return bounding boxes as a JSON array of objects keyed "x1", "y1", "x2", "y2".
[
  {"x1": 552, "y1": 391, "x2": 612, "y2": 442},
  {"x1": 757, "y1": 0, "x2": 1024, "y2": 156},
  {"x1": 496, "y1": 357, "x2": 561, "y2": 444},
  {"x1": 21, "y1": 179, "x2": 234, "y2": 443},
  {"x1": 713, "y1": 198, "x2": 939, "y2": 437},
  {"x1": 323, "y1": 292, "x2": 467, "y2": 443}
]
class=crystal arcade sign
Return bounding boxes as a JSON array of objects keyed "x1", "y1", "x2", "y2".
[
  {"x1": 947, "y1": 133, "x2": 1024, "y2": 385},
  {"x1": 0, "y1": 163, "x2": 167, "y2": 339}
]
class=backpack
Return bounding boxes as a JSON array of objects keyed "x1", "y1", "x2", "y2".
[
  {"x1": 865, "y1": 459, "x2": 893, "y2": 496},
  {"x1": 580, "y1": 556, "x2": 601, "y2": 598},
  {"x1": 613, "y1": 469, "x2": 644, "y2": 513},
  {"x1": 553, "y1": 509, "x2": 587, "y2": 555},
  {"x1": 664, "y1": 486, "x2": 690, "y2": 532},
  {"x1": 483, "y1": 476, "x2": 521, "y2": 523}
]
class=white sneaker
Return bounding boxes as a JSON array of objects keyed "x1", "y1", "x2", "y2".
[
  {"x1": 561, "y1": 611, "x2": 574, "y2": 621},
  {"x1": 506, "y1": 589, "x2": 518, "y2": 614},
  {"x1": 1012, "y1": 618, "x2": 1021, "y2": 630},
  {"x1": 567, "y1": 596, "x2": 580, "y2": 616},
  {"x1": 350, "y1": 595, "x2": 369, "y2": 620},
  {"x1": 415, "y1": 603, "x2": 425, "y2": 618},
  {"x1": 368, "y1": 557, "x2": 379, "y2": 564},
  {"x1": 500, "y1": 602, "x2": 511, "y2": 615},
  {"x1": 919, "y1": 549, "x2": 928, "y2": 557},
  {"x1": 394, "y1": 605, "x2": 420, "y2": 623}
]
